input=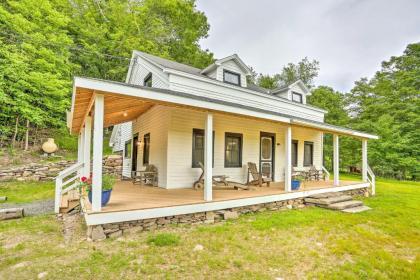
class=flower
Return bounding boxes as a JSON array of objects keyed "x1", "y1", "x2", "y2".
[{"x1": 81, "y1": 176, "x2": 87, "y2": 183}]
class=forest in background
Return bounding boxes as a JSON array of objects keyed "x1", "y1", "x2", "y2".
[{"x1": 0, "y1": 0, "x2": 418, "y2": 179}]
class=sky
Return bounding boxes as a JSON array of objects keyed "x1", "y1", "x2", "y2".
[{"x1": 196, "y1": 0, "x2": 420, "y2": 92}]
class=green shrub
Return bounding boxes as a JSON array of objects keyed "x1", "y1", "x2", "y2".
[
  {"x1": 147, "y1": 233, "x2": 180, "y2": 247},
  {"x1": 102, "y1": 175, "x2": 116, "y2": 191}
]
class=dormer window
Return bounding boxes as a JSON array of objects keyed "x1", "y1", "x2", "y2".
[
  {"x1": 144, "y1": 73, "x2": 152, "y2": 87},
  {"x1": 292, "y1": 92, "x2": 303, "y2": 103},
  {"x1": 223, "y1": 70, "x2": 241, "y2": 86}
]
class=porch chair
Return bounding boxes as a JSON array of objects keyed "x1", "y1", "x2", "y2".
[
  {"x1": 247, "y1": 162, "x2": 271, "y2": 187},
  {"x1": 132, "y1": 164, "x2": 158, "y2": 186},
  {"x1": 193, "y1": 162, "x2": 229, "y2": 189}
]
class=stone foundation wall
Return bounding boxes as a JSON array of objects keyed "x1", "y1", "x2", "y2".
[
  {"x1": 0, "y1": 155, "x2": 123, "y2": 182},
  {"x1": 87, "y1": 188, "x2": 370, "y2": 241}
]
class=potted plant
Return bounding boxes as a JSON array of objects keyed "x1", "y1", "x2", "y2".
[
  {"x1": 291, "y1": 175, "x2": 304, "y2": 190},
  {"x1": 79, "y1": 175, "x2": 116, "y2": 207}
]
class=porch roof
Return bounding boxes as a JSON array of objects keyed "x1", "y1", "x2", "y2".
[{"x1": 69, "y1": 77, "x2": 378, "y2": 140}]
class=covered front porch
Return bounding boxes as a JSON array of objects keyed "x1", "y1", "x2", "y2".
[{"x1": 57, "y1": 77, "x2": 377, "y2": 222}]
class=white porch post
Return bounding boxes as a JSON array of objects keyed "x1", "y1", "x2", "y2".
[
  {"x1": 362, "y1": 139, "x2": 368, "y2": 182},
  {"x1": 284, "y1": 126, "x2": 292, "y2": 192},
  {"x1": 77, "y1": 129, "x2": 84, "y2": 176},
  {"x1": 333, "y1": 134, "x2": 340, "y2": 186},
  {"x1": 83, "y1": 116, "x2": 92, "y2": 177},
  {"x1": 204, "y1": 112, "x2": 213, "y2": 201},
  {"x1": 92, "y1": 95, "x2": 104, "y2": 212}
]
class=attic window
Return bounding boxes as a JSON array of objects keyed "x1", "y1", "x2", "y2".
[
  {"x1": 144, "y1": 73, "x2": 152, "y2": 87},
  {"x1": 292, "y1": 92, "x2": 303, "y2": 103},
  {"x1": 223, "y1": 70, "x2": 241, "y2": 86}
]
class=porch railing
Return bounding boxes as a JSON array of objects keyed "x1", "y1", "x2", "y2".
[
  {"x1": 367, "y1": 165, "x2": 376, "y2": 196},
  {"x1": 54, "y1": 162, "x2": 84, "y2": 213},
  {"x1": 321, "y1": 166, "x2": 330, "y2": 181}
]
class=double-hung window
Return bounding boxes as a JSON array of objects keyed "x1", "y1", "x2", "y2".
[
  {"x1": 192, "y1": 129, "x2": 214, "y2": 167},
  {"x1": 144, "y1": 73, "x2": 152, "y2": 87},
  {"x1": 292, "y1": 92, "x2": 303, "y2": 103},
  {"x1": 292, "y1": 140, "x2": 298, "y2": 167},
  {"x1": 225, "y1": 133, "x2": 242, "y2": 167},
  {"x1": 223, "y1": 70, "x2": 241, "y2": 86},
  {"x1": 303, "y1": 141, "x2": 314, "y2": 166}
]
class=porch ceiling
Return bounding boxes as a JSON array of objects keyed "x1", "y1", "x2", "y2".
[{"x1": 70, "y1": 87, "x2": 154, "y2": 134}]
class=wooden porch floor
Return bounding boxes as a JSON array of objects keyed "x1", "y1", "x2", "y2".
[{"x1": 83, "y1": 180, "x2": 364, "y2": 213}]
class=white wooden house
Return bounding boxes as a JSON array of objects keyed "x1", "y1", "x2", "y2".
[{"x1": 58, "y1": 51, "x2": 377, "y2": 230}]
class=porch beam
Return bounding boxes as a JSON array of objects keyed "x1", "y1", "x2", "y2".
[
  {"x1": 333, "y1": 134, "x2": 339, "y2": 186},
  {"x1": 362, "y1": 139, "x2": 368, "y2": 182},
  {"x1": 78, "y1": 92, "x2": 96, "y2": 133},
  {"x1": 83, "y1": 116, "x2": 92, "y2": 177},
  {"x1": 204, "y1": 112, "x2": 213, "y2": 201},
  {"x1": 92, "y1": 95, "x2": 104, "y2": 212},
  {"x1": 284, "y1": 126, "x2": 292, "y2": 192}
]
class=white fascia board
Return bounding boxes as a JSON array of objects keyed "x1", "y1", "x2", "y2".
[
  {"x1": 73, "y1": 77, "x2": 291, "y2": 124},
  {"x1": 291, "y1": 119, "x2": 379, "y2": 139},
  {"x1": 125, "y1": 52, "x2": 137, "y2": 83},
  {"x1": 84, "y1": 182, "x2": 370, "y2": 225},
  {"x1": 163, "y1": 69, "x2": 327, "y2": 113}
]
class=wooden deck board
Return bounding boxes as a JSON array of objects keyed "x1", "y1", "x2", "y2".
[{"x1": 84, "y1": 180, "x2": 363, "y2": 213}]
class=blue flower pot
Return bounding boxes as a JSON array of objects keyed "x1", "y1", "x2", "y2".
[
  {"x1": 291, "y1": 180, "x2": 301, "y2": 190},
  {"x1": 88, "y1": 189, "x2": 112, "y2": 207}
]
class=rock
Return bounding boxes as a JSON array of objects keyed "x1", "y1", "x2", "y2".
[
  {"x1": 108, "y1": 230, "x2": 123, "y2": 238},
  {"x1": 38, "y1": 272, "x2": 48, "y2": 279},
  {"x1": 22, "y1": 170, "x2": 32, "y2": 177},
  {"x1": 223, "y1": 211, "x2": 238, "y2": 220},
  {"x1": 0, "y1": 196, "x2": 7, "y2": 201},
  {"x1": 11, "y1": 261, "x2": 31, "y2": 270},
  {"x1": 286, "y1": 205, "x2": 293, "y2": 210},
  {"x1": 193, "y1": 244, "x2": 204, "y2": 251},
  {"x1": 88, "y1": 225, "x2": 106, "y2": 241},
  {"x1": 0, "y1": 208, "x2": 24, "y2": 220}
]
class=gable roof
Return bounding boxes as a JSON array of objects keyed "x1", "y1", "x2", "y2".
[
  {"x1": 271, "y1": 80, "x2": 310, "y2": 95},
  {"x1": 200, "y1": 54, "x2": 252, "y2": 76}
]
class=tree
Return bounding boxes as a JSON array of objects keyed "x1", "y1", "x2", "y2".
[
  {"x1": 347, "y1": 42, "x2": 420, "y2": 179},
  {"x1": 255, "y1": 57, "x2": 319, "y2": 89}
]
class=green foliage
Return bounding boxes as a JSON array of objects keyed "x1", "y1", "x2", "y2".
[
  {"x1": 102, "y1": 174, "x2": 116, "y2": 191},
  {"x1": 0, "y1": 0, "x2": 213, "y2": 147},
  {"x1": 0, "y1": 180, "x2": 54, "y2": 203},
  {"x1": 255, "y1": 57, "x2": 319, "y2": 89},
  {"x1": 147, "y1": 233, "x2": 180, "y2": 246}
]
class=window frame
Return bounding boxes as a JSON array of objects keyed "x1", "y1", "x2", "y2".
[
  {"x1": 292, "y1": 92, "x2": 303, "y2": 103},
  {"x1": 224, "y1": 132, "x2": 243, "y2": 168},
  {"x1": 292, "y1": 140, "x2": 298, "y2": 167},
  {"x1": 143, "y1": 72, "x2": 152, "y2": 87},
  {"x1": 124, "y1": 140, "x2": 132, "y2": 158},
  {"x1": 143, "y1": 133, "x2": 150, "y2": 164},
  {"x1": 192, "y1": 129, "x2": 214, "y2": 168},
  {"x1": 223, "y1": 69, "x2": 241, "y2": 86},
  {"x1": 303, "y1": 141, "x2": 314, "y2": 167}
]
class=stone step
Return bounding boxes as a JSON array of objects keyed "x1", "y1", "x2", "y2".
[
  {"x1": 308, "y1": 192, "x2": 343, "y2": 199},
  {"x1": 342, "y1": 205, "x2": 371, "y2": 213},
  {"x1": 323, "y1": 200, "x2": 364, "y2": 210},
  {"x1": 305, "y1": 195, "x2": 353, "y2": 205}
]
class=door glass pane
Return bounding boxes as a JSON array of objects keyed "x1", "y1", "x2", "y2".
[
  {"x1": 261, "y1": 162, "x2": 272, "y2": 178},
  {"x1": 261, "y1": 137, "x2": 272, "y2": 160}
]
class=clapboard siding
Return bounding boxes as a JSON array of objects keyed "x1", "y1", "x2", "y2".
[
  {"x1": 168, "y1": 74, "x2": 324, "y2": 122},
  {"x1": 119, "y1": 122, "x2": 133, "y2": 178},
  {"x1": 132, "y1": 105, "x2": 170, "y2": 187},
  {"x1": 216, "y1": 60, "x2": 248, "y2": 87},
  {"x1": 166, "y1": 107, "x2": 323, "y2": 189},
  {"x1": 129, "y1": 57, "x2": 169, "y2": 88}
]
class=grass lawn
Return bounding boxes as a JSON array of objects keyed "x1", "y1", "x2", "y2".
[
  {"x1": 0, "y1": 181, "x2": 55, "y2": 204},
  {"x1": 0, "y1": 177, "x2": 418, "y2": 279}
]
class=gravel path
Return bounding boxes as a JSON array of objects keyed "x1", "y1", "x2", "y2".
[{"x1": 0, "y1": 199, "x2": 54, "y2": 216}]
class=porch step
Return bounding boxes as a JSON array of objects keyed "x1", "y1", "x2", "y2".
[
  {"x1": 322, "y1": 200, "x2": 363, "y2": 210},
  {"x1": 59, "y1": 190, "x2": 80, "y2": 214},
  {"x1": 308, "y1": 192, "x2": 343, "y2": 199},
  {"x1": 342, "y1": 205, "x2": 371, "y2": 213},
  {"x1": 304, "y1": 195, "x2": 352, "y2": 205}
]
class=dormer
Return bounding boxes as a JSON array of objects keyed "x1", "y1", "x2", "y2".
[
  {"x1": 200, "y1": 54, "x2": 252, "y2": 88},
  {"x1": 271, "y1": 80, "x2": 311, "y2": 104}
]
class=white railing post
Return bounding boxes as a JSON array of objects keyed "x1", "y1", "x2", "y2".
[
  {"x1": 362, "y1": 139, "x2": 368, "y2": 182},
  {"x1": 54, "y1": 177, "x2": 63, "y2": 213},
  {"x1": 333, "y1": 134, "x2": 340, "y2": 186},
  {"x1": 204, "y1": 112, "x2": 213, "y2": 201},
  {"x1": 284, "y1": 126, "x2": 292, "y2": 192},
  {"x1": 367, "y1": 165, "x2": 376, "y2": 196},
  {"x1": 83, "y1": 117, "x2": 92, "y2": 177},
  {"x1": 92, "y1": 95, "x2": 104, "y2": 212}
]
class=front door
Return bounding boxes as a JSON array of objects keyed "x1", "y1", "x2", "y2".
[
  {"x1": 260, "y1": 133, "x2": 275, "y2": 180},
  {"x1": 132, "y1": 134, "x2": 138, "y2": 172}
]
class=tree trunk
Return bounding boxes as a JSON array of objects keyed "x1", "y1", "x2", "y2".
[
  {"x1": 25, "y1": 120, "x2": 30, "y2": 150},
  {"x1": 11, "y1": 116, "x2": 19, "y2": 147}
]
